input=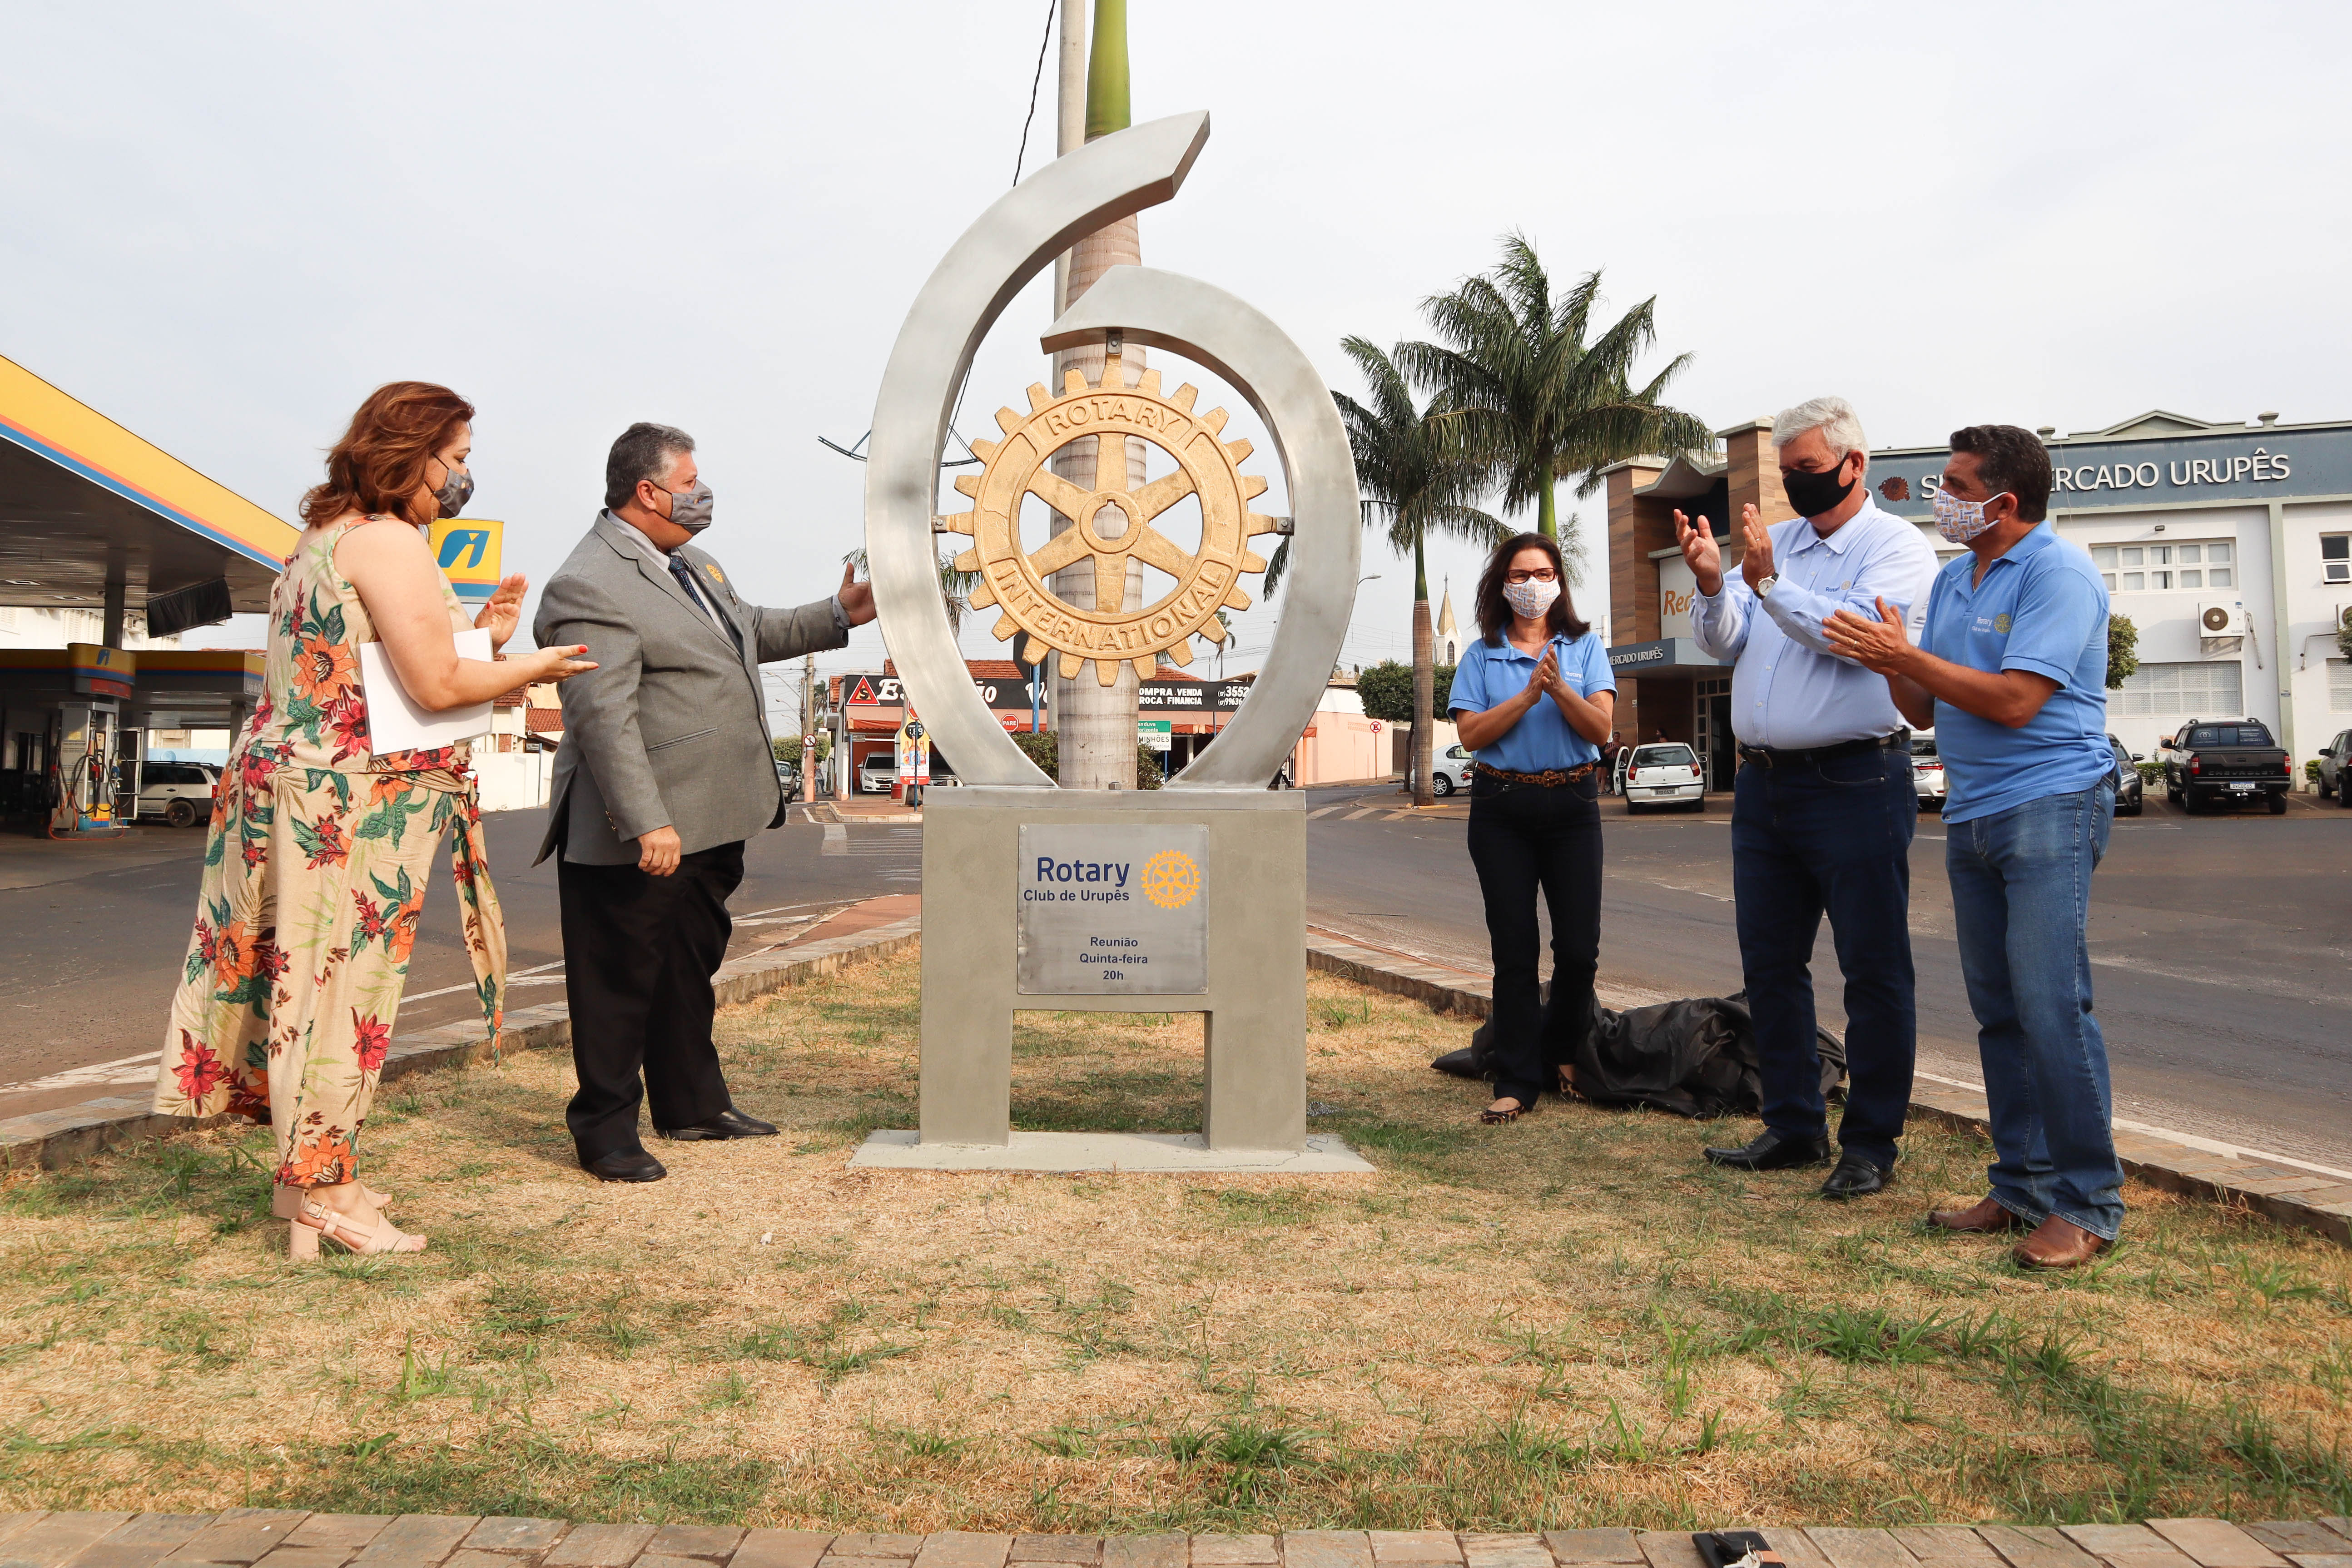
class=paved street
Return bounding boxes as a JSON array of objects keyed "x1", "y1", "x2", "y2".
[
  {"x1": 4, "y1": 782, "x2": 2348, "y2": 1174},
  {"x1": 0, "y1": 805, "x2": 913, "y2": 1123},
  {"x1": 1302, "y1": 783, "x2": 2352, "y2": 1174}
]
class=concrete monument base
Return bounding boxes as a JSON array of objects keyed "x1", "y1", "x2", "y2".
[
  {"x1": 911, "y1": 786, "x2": 1312, "y2": 1161},
  {"x1": 849, "y1": 1129, "x2": 1373, "y2": 1174}
]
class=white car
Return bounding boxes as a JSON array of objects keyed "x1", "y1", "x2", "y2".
[
  {"x1": 139, "y1": 760, "x2": 219, "y2": 827},
  {"x1": 858, "y1": 752, "x2": 898, "y2": 794},
  {"x1": 1623, "y1": 743, "x2": 1705, "y2": 812},
  {"x1": 1910, "y1": 732, "x2": 1947, "y2": 811},
  {"x1": 1412, "y1": 743, "x2": 1475, "y2": 798}
]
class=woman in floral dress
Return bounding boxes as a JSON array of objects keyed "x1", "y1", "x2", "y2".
[{"x1": 155, "y1": 382, "x2": 593, "y2": 1258}]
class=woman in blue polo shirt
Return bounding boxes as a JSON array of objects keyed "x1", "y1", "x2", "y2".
[{"x1": 1449, "y1": 533, "x2": 1617, "y2": 1123}]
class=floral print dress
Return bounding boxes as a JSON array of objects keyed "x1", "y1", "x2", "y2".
[{"x1": 154, "y1": 516, "x2": 507, "y2": 1188}]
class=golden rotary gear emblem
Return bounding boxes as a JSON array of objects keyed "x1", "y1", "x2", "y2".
[
  {"x1": 941, "y1": 351, "x2": 1279, "y2": 686},
  {"x1": 1141, "y1": 849, "x2": 1201, "y2": 909}
]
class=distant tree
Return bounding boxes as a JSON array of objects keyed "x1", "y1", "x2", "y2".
[
  {"x1": 1357, "y1": 660, "x2": 1456, "y2": 728},
  {"x1": 1136, "y1": 744, "x2": 1164, "y2": 789},
  {"x1": 2108, "y1": 612, "x2": 2139, "y2": 690},
  {"x1": 1399, "y1": 233, "x2": 1711, "y2": 542},
  {"x1": 1012, "y1": 729, "x2": 1058, "y2": 776}
]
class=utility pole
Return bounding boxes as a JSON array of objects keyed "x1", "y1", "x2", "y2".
[
  {"x1": 801, "y1": 653, "x2": 818, "y2": 803},
  {"x1": 1046, "y1": 0, "x2": 1144, "y2": 790}
]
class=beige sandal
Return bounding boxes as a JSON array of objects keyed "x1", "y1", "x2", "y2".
[
  {"x1": 289, "y1": 1197, "x2": 427, "y2": 1259},
  {"x1": 273, "y1": 1181, "x2": 393, "y2": 1219}
]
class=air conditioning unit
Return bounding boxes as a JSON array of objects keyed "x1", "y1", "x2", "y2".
[{"x1": 2196, "y1": 600, "x2": 2243, "y2": 638}]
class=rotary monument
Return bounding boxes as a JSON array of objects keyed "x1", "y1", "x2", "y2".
[{"x1": 849, "y1": 111, "x2": 1370, "y2": 1173}]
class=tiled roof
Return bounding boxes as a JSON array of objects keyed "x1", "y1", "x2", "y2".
[{"x1": 524, "y1": 708, "x2": 565, "y2": 735}]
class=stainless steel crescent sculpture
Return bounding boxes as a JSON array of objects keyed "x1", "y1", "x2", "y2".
[
  {"x1": 1042, "y1": 269, "x2": 1361, "y2": 790},
  {"x1": 863, "y1": 112, "x2": 1212, "y2": 787}
]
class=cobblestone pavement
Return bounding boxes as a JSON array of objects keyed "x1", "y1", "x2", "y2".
[{"x1": 2, "y1": 1515, "x2": 2349, "y2": 1568}]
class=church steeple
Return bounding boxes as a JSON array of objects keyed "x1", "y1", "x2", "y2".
[{"x1": 1435, "y1": 577, "x2": 1459, "y2": 663}]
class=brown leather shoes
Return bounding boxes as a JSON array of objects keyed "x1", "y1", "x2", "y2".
[
  {"x1": 2012, "y1": 1215, "x2": 2111, "y2": 1270},
  {"x1": 1928, "y1": 1195, "x2": 2026, "y2": 1233}
]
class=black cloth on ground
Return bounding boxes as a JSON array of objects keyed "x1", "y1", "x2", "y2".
[{"x1": 1430, "y1": 984, "x2": 1846, "y2": 1119}]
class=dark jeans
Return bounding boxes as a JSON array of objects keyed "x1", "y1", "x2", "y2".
[
  {"x1": 1730, "y1": 746, "x2": 1917, "y2": 1168},
  {"x1": 558, "y1": 840, "x2": 745, "y2": 1162},
  {"x1": 1467, "y1": 775, "x2": 1603, "y2": 1107}
]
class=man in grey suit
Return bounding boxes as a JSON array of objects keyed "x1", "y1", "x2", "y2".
[{"x1": 534, "y1": 422, "x2": 873, "y2": 1182}]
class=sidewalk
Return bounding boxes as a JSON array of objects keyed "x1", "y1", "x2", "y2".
[{"x1": 1, "y1": 1514, "x2": 2346, "y2": 1568}]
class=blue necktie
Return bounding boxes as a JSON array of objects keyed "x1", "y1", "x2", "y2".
[{"x1": 668, "y1": 555, "x2": 744, "y2": 656}]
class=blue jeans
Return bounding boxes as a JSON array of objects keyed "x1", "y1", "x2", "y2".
[
  {"x1": 1944, "y1": 781, "x2": 2124, "y2": 1240},
  {"x1": 1731, "y1": 746, "x2": 1918, "y2": 1169}
]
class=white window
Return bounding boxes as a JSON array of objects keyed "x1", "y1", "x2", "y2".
[
  {"x1": 2326, "y1": 535, "x2": 2351, "y2": 585},
  {"x1": 2111, "y1": 660, "x2": 2244, "y2": 718},
  {"x1": 2093, "y1": 539, "x2": 2237, "y2": 593},
  {"x1": 2332, "y1": 660, "x2": 2352, "y2": 714}
]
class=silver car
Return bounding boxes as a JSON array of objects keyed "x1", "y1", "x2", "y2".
[
  {"x1": 139, "y1": 760, "x2": 219, "y2": 827},
  {"x1": 1911, "y1": 732, "x2": 1947, "y2": 811},
  {"x1": 1623, "y1": 743, "x2": 1705, "y2": 812}
]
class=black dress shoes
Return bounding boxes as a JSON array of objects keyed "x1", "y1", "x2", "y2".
[
  {"x1": 583, "y1": 1148, "x2": 668, "y2": 1183},
  {"x1": 1819, "y1": 1152, "x2": 1892, "y2": 1200},
  {"x1": 655, "y1": 1107, "x2": 779, "y2": 1141},
  {"x1": 1703, "y1": 1129, "x2": 1834, "y2": 1171}
]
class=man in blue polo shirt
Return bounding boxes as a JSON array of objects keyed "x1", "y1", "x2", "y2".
[{"x1": 1822, "y1": 423, "x2": 2120, "y2": 1269}]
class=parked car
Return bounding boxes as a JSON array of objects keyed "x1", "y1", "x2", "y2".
[
  {"x1": 1623, "y1": 742, "x2": 1704, "y2": 813},
  {"x1": 1408, "y1": 743, "x2": 1475, "y2": 798},
  {"x1": 1910, "y1": 732, "x2": 1946, "y2": 811},
  {"x1": 858, "y1": 751, "x2": 898, "y2": 794},
  {"x1": 2107, "y1": 734, "x2": 2144, "y2": 817},
  {"x1": 774, "y1": 759, "x2": 802, "y2": 797},
  {"x1": 2159, "y1": 717, "x2": 2292, "y2": 815},
  {"x1": 2317, "y1": 727, "x2": 2352, "y2": 806},
  {"x1": 139, "y1": 760, "x2": 219, "y2": 827}
]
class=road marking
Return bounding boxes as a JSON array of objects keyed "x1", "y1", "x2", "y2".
[
  {"x1": 399, "y1": 957, "x2": 568, "y2": 1006},
  {"x1": 0, "y1": 1049, "x2": 162, "y2": 1095},
  {"x1": 1342, "y1": 808, "x2": 1379, "y2": 820},
  {"x1": 821, "y1": 823, "x2": 849, "y2": 855},
  {"x1": 1305, "y1": 806, "x2": 1345, "y2": 819}
]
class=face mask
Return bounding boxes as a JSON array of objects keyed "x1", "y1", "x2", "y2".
[
  {"x1": 1503, "y1": 576, "x2": 1561, "y2": 620},
  {"x1": 432, "y1": 460, "x2": 474, "y2": 520},
  {"x1": 1781, "y1": 457, "x2": 1854, "y2": 519},
  {"x1": 1931, "y1": 485, "x2": 2007, "y2": 543},
  {"x1": 656, "y1": 480, "x2": 715, "y2": 534}
]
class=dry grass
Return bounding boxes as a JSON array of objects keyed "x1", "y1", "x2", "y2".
[{"x1": 1, "y1": 943, "x2": 2347, "y2": 1531}]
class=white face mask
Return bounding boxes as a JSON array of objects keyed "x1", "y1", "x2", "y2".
[
  {"x1": 1931, "y1": 485, "x2": 2008, "y2": 544},
  {"x1": 1503, "y1": 577, "x2": 1561, "y2": 620}
]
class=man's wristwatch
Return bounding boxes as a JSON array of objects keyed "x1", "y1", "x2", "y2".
[{"x1": 1754, "y1": 573, "x2": 1779, "y2": 599}]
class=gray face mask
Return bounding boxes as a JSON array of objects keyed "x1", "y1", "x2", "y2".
[
  {"x1": 657, "y1": 480, "x2": 715, "y2": 534},
  {"x1": 433, "y1": 461, "x2": 474, "y2": 520}
]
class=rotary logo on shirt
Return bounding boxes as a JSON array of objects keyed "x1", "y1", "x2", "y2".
[{"x1": 1993, "y1": 613, "x2": 2012, "y2": 633}]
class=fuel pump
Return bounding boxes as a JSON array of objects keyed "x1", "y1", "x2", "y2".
[{"x1": 50, "y1": 702, "x2": 128, "y2": 837}]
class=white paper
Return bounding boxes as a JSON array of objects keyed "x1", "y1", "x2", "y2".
[{"x1": 357, "y1": 627, "x2": 495, "y2": 754}]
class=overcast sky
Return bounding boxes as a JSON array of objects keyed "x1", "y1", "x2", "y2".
[{"x1": 7, "y1": 2, "x2": 2347, "y2": 719}]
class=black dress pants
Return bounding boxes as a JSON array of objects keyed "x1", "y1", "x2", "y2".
[
  {"x1": 1466, "y1": 775, "x2": 1603, "y2": 1107},
  {"x1": 559, "y1": 840, "x2": 744, "y2": 1161}
]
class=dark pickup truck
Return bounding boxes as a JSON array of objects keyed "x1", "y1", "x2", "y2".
[{"x1": 2159, "y1": 717, "x2": 2293, "y2": 814}]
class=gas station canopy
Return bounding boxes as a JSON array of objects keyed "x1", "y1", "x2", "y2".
[{"x1": 0, "y1": 353, "x2": 296, "y2": 620}]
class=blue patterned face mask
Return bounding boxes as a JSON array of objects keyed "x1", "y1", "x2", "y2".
[{"x1": 1931, "y1": 484, "x2": 2008, "y2": 543}]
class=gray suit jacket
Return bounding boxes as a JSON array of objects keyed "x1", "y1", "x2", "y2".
[{"x1": 532, "y1": 512, "x2": 847, "y2": 866}]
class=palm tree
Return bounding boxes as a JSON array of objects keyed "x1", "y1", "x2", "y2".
[
  {"x1": 1398, "y1": 233, "x2": 1712, "y2": 543},
  {"x1": 846, "y1": 546, "x2": 976, "y2": 634},
  {"x1": 1333, "y1": 338, "x2": 1505, "y2": 806}
]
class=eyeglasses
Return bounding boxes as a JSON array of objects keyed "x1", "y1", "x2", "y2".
[{"x1": 1505, "y1": 567, "x2": 1558, "y2": 584}]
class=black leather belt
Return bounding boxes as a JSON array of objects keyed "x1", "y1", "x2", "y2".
[{"x1": 1737, "y1": 730, "x2": 1907, "y2": 769}]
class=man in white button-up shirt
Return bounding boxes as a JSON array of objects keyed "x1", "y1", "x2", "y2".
[{"x1": 1676, "y1": 396, "x2": 1939, "y2": 1200}]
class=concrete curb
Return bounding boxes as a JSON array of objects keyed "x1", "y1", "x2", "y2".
[
  {"x1": 0, "y1": 914, "x2": 923, "y2": 1174},
  {"x1": 1305, "y1": 933, "x2": 2352, "y2": 1249}
]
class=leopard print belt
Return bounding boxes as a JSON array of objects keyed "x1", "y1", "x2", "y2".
[{"x1": 1473, "y1": 761, "x2": 1598, "y2": 788}]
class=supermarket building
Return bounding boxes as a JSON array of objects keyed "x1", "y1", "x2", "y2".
[{"x1": 1603, "y1": 410, "x2": 2352, "y2": 787}]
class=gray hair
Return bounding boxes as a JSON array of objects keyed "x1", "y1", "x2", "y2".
[
  {"x1": 1771, "y1": 396, "x2": 1868, "y2": 461},
  {"x1": 604, "y1": 422, "x2": 695, "y2": 509}
]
